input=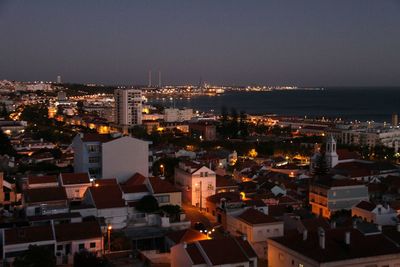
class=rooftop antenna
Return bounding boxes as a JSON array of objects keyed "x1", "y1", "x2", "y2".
[
  {"x1": 148, "y1": 70, "x2": 152, "y2": 87},
  {"x1": 158, "y1": 71, "x2": 162, "y2": 88}
]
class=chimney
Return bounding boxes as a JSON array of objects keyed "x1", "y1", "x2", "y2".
[
  {"x1": 377, "y1": 224, "x2": 382, "y2": 232},
  {"x1": 183, "y1": 242, "x2": 187, "y2": 249},
  {"x1": 302, "y1": 229, "x2": 308, "y2": 241},
  {"x1": 397, "y1": 223, "x2": 400, "y2": 232},
  {"x1": 318, "y1": 228, "x2": 325, "y2": 249},
  {"x1": 345, "y1": 231, "x2": 351, "y2": 245},
  {"x1": 330, "y1": 220, "x2": 336, "y2": 229},
  {"x1": 352, "y1": 220, "x2": 357, "y2": 229},
  {"x1": 242, "y1": 234, "x2": 247, "y2": 241}
]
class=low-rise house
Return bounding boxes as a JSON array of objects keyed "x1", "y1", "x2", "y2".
[
  {"x1": 215, "y1": 175, "x2": 238, "y2": 193},
  {"x1": 352, "y1": 200, "x2": 398, "y2": 225},
  {"x1": 80, "y1": 184, "x2": 128, "y2": 229},
  {"x1": 3, "y1": 225, "x2": 56, "y2": 264},
  {"x1": 175, "y1": 161, "x2": 216, "y2": 209},
  {"x1": 147, "y1": 177, "x2": 182, "y2": 207},
  {"x1": 54, "y1": 221, "x2": 103, "y2": 265},
  {"x1": 226, "y1": 208, "x2": 284, "y2": 259},
  {"x1": 309, "y1": 178, "x2": 369, "y2": 218},
  {"x1": 171, "y1": 237, "x2": 258, "y2": 267},
  {"x1": 59, "y1": 172, "x2": 91, "y2": 200},
  {"x1": 23, "y1": 187, "x2": 68, "y2": 216}
]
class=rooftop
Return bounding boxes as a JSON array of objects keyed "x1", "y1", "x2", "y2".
[
  {"x1": 60, "y1": 172, "x2": 91, "y2": 185},
  {"x1": 237, "y1": 208, "x2": 279, "y2": 225},
  {"x1": 24, "y1": 187, "x2": 67, "y2": 203}
]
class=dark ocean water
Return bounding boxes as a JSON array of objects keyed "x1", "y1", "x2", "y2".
[{"x1": 148, "y1": 87, "x2": 400, "y2": 122}]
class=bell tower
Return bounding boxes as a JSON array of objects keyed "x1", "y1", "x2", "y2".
[{"x1": 325, "y1": 135, "x2": 339, "y2": 168}]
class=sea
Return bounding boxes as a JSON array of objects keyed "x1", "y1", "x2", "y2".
[{"x1": 148, "y1": 87, "x2": 400, "y2": 123}]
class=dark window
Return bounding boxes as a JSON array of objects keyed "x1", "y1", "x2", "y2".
[
  {"x1": 78, "y1": 244, "x2": 85, "y2": 250},
  {"x1": 90, "y1": 242, "x2": 96, "y2": 248},
  {"x1": 57, "y1": 245, "x2": 63, "y2": 251}
]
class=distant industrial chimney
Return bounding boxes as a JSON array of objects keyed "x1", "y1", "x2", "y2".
[
  {"x1": 57, "y1": 75, "x2": 62, "y2": 84},
  {"x1": 148, "y1": 70, "x2": 152, "y2": 87},
  {"x1": 392, "y1": 113, "x2": 398, "y2": 127},
  {"x1": 158, "y1": 71, "x2": 162, "y2": 88}
]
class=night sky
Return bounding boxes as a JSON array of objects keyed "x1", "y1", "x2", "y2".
[{"x1": 1, "y1": 0, "x2": 400, "y2": 86}]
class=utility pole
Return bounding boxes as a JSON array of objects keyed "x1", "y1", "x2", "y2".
[{"x1": 199, "y1": 180, "x2": 202, "y2": 211}]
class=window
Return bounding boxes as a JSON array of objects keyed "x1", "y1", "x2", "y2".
[
  {"x1": 299, "y1": 264, "x2": 304, "y2": 267},
  {"x1": 89, "y1": 156, "x2": 100, "y2": 163},
  {"x1": 207, "y1": 183, "x2": 214, "y2": 190},
  {"x1": 279, "y1": 253, "x2": 285, "y2": 261},
  {"x1": 205, "y1": 172, "x2": 208, "y2": 177},
  {"x1": 155, "y1": 195, "x2": 170, "y2": 203},
  {"x1": 78, "y1": 244, "x2": 85, "y2": 250},
  {"x1": 57, "y1": 245, "x2": 63, "y2": 251},
  {"x1": 200, "y1": 172, "x2": 204, "y2": 177},
  {"x1": 90, "y1": 242, "x2": 96, "y2": 248}
]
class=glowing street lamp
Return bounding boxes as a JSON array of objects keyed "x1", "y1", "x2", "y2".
[
  {"x1": 160, "y1": 164, "x2": 165, "y2": 176},
  {"x1": 107, "y1": 225, "x2": 112, "y2": 253}
]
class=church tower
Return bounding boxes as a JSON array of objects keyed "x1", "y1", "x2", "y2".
[{"x1": 325, "y1": 135, "x2": 339, "y2": 168}]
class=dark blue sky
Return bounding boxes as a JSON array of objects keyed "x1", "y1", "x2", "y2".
[{"x1": 1, "y1": 0, "x2": 400, "y2": 86}]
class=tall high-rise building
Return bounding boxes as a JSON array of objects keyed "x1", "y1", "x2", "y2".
[
  {"x1": 57, "y1": 75, "x2": 62, "y2": 84},
  {"x1": 114, "y1": 89, "x2": 143, "y2": 126}
]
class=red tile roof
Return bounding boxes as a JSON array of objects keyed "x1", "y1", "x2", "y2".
[
  {"x1": 336, "y1": 149, "x2": 361, "y2": 160},
  {"x1": 166, "y1": 229, "x2": 207, "y2": 244},
  {"x1": 5, "y1": 225, "x2": 54, "y2": 245},
  {"x1": 124, "y1": 173, "x2": 146, "y2": 186},
  {"x1": 185, "y1": 243, "x2": 206, "y2": 265},
  {"x1": 24, "y1": 187, "x2": 67, "y2": 203},
  {"x1": 55, "y1": 221, "x2": 102, "y2": 242},
  {"x1": 355, "y1": 201, "x2": 376, "y2": 211},
  {"x1": 28, "y1": 175, "x2": 58, "y2": 185},
  {"x1": 148, "y1": 177, "x2": 180, "y2": 194},
  {"x1": 270, "y1": 228, "x2": 400, "y2": 263},
  {"x1": 206, "y1": 192, "x2": 242, "y2": 204},
  {"x1": 81, "y1": 133, "x2": 112, "y2": 143},
  {"x1": 95, "y1": 178, "x2": 118, "y2": 186},
  {"x1": 237, "y1": 208, "x2": 279, "y2": 225},
  {"x1": 61, "y1": 172, "x2": 90, "y2": 185},
  {"x1": 89, "y1": 184, "x2": 126, "y2": 209},
  {"x1": 196, "y1": 237, "x2": 257, "y2": 265},
  {"x1": 120, "y1": 184, "x2": 149, "y2": 194}
]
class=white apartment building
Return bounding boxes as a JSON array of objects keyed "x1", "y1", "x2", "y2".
[
  {"x1": 114, "y1": 89, "x2": 143, "y2": 126},
  {"x1": 330, "y1": 125, "x2": 400, "y2": 152},
  {"x1": 164, "y1": 108, "x2": 193, "y2": 122},
  {"x1": 72, "y1": 133, "x2": 149, "y2": 181},
  {"x1": 175, "y1": 161, "x2": 216, "y2": 209}
]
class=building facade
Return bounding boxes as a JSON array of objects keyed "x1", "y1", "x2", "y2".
[{"x1": 114, "y1": 89, "x2": 143, "y2": 126}]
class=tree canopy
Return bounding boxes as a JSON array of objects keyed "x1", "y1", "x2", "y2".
[{"x1": 13, "y1": 245, "x2": 56, "y2": 267}]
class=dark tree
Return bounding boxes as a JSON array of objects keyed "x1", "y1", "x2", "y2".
[
  {"x1": 73, "y1": 250, "x2": 110, "y2": 267},
  {"x1": 14, "y1": 245, "x2": 56, "y2": 267},
  {"x1": 136, "y1": 195, "x2": 159, "y2": 213},
  {"x1": 238, "y1": 111, "x2": 248, "y2": 137},
  {"x1": 313, "y1": 153, "x2": 328, "y2": 178},
  {"x1": 0, "y1": 129, "x2": 15, "y2": 156},
  {"x1": 229, "y1": 108, "x2": 239, "y2": 138},
  {"x1": 218, "y1": 106, "x2": 229, "y2": 138}
]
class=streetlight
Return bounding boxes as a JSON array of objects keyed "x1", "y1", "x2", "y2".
[
  {"x1": 107, "y1": 225, "x2": 112, "y2": 253},
  {"x1": 160, "y1": 164, "x2": 165, "y2": 176}
]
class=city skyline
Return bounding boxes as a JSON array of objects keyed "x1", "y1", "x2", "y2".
[{"x1": 1, "y1": 0, "x2": 400, "y2": 86}]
